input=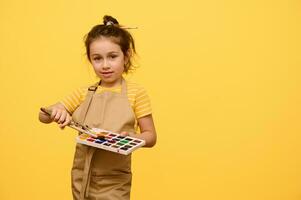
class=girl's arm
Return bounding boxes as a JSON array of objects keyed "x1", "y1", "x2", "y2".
[{"x1": 122, "y1": 114, "x2": 157, "y2": 148}]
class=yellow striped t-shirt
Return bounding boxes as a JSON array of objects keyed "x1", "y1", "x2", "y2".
[{"x1": 60, "y1": 81, "x2": 152, "y2": 119}]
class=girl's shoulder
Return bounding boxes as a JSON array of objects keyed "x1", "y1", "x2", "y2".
[
  {"x1": 126, "y1": 80, "x2": 152, "y2": 118},
  {"x1": 126, "y1": 80, "x2": 150, "y2": 103},
  {"x1": 126, "y1": 80, "x2": 147, "y2": 93}
]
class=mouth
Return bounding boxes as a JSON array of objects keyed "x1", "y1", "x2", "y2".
[{"x1": 101, "y1": 71, "x2": 113, "y2": 78}]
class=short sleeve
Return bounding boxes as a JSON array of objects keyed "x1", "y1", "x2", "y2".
[
  {"x1": 134, "y1": 86, "x2": 152, "y2": 119},
  {"x1": 60, "y1": 86, "x2": 87, "y2": 114}
]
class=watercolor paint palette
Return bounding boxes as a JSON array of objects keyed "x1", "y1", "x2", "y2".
[
  {"x1": 40, "y1": 108, "x2": 144, "y2": 155},
  {"x1": 68, "y1": 120, "x2": 145, "y2": 155},
  {"x1": 75, "y1": 128, "x2": 145, "y2": 155}
]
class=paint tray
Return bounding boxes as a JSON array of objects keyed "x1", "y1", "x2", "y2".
[{"x1": 74, "y1": 126, "x2": 145, "y2": 155}]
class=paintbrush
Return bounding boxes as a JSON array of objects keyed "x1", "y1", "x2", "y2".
[{"x1": 40, "y1": 107, "x2": 107, "y2": 138}]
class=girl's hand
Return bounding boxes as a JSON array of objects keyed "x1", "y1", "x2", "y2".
[
  {"x1": 50, "y1": 106, "x2": 72, "y2": 129},
  {"x1": 120, "y1": 131, "x2": 135, "y2": 137},
  {"x1": 120, "y1": 131, "x2": 129, "y2": 137}
]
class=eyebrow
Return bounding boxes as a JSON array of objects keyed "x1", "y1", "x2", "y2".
[{"x1": 91, "y1": 51, "x2": 119, "y2": 56}]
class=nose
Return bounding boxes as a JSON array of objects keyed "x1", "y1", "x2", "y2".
[{"x1": 102, "y1": 59, "x2": 110, "y2": 70}]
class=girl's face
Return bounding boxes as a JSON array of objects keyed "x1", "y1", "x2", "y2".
[{"x1": 89, "y1": 37, "x2": 128, "y2": 88}]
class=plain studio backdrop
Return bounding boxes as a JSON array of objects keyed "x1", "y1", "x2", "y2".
[{"x1": 0, "y1": 0, "x2": 300, "y2": 199}]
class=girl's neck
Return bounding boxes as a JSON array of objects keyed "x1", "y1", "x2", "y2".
[{"x1": 100, "y1": 78, "x2": 122, "y2": 88}]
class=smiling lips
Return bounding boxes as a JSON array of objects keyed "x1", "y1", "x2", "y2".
[{"x1": 101, "y1": 71, "x2": 113, "y2": 78}]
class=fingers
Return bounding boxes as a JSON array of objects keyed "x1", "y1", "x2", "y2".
[
  {"x1": 120, "y1": 132, "x2": 136, "y2": 138},
  {"x1": 49, "y1": 107, "x2": 71, "y2": 129},
  {"x1": 51, "y1": 109, "x2": 62, "y2": 122},
  {"x1": 120, "y1": 131, "x2": 129, "y2": 136},
  {"x1": 60, "y1": 114, "x2": 71, "y2": 129},
  {"x1": 58, "y1": 111, "x2": 67, "y2": 124},
  {"x1": 54, "y1": 110, "x2": 63, "y2": 122},
  {"x1": 58, "y1": 111, "x2": 67, "y2": 129},
  {"x1": 50, "y1": 109, "x2": 57, "y2": 120}
]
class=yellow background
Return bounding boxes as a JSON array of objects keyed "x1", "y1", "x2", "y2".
[{"x1": 0, "y1": 0, "x2": 300, "y2": 199}]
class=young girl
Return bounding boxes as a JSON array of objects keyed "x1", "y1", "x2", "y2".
[{"x1": 39, "y1": 15, "x2": 157, "y2": 200}]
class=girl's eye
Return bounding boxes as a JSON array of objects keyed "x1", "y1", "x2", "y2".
[
  {"x1": 93, "y1": 57, "x2": 101, "y2": 61},
  {"x1": 109, "y1": 55, "x2": 117, "y2": 59}
]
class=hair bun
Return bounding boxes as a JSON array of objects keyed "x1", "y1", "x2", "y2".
[{"x1": 103, "y1": 15, "x2": 119, "y2": 26}]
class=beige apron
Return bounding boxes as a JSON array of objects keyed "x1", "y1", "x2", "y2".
[{"x1": 71, "y1": 78, "x2": 136, "y2": 200}]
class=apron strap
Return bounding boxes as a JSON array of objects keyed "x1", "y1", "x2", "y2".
[
  {"x1": 76, "y1": 80, "x2": 101, "y2": 124},
  {"x1": 80, "y1": 147, "x2": 96, "y2": 199},
  {"x1": 121, "y1": 77, "x2": 127, "y2": 96},
  {"x1": 78, "y1": 81, "x2": 100, "y2": 199}
]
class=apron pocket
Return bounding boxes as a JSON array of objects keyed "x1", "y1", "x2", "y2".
[{"x1": 89, "y1": 173, "x2": 132, "y2": 198}]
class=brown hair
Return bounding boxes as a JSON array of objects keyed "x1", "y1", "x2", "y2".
[{"x1": 84, "y1": 15, "x2": 136, "y2": 73}]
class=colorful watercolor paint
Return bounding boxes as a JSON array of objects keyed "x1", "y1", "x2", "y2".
[
  {"x1": 38, "y1": 109, "x2": 145, "y2": 155},
  {"x1": 76, "y1": 128, "x2": 145, "y2": 155},
  {"x1": 39, "y1": 107, "x2": 145, "y2": 154}
]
